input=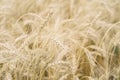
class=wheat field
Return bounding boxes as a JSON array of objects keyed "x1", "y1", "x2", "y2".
[{"x1": 0, "y1": 0, "x2": 120, "y2": 80}]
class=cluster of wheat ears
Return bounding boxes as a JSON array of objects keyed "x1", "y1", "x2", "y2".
[{"x1": 0, "y1": 0, "x2": 120, "y2": 80}]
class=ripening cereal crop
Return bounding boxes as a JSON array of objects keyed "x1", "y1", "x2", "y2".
[{"x1": 0, "y1": 0, "x2": 120, "y2": 80}]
